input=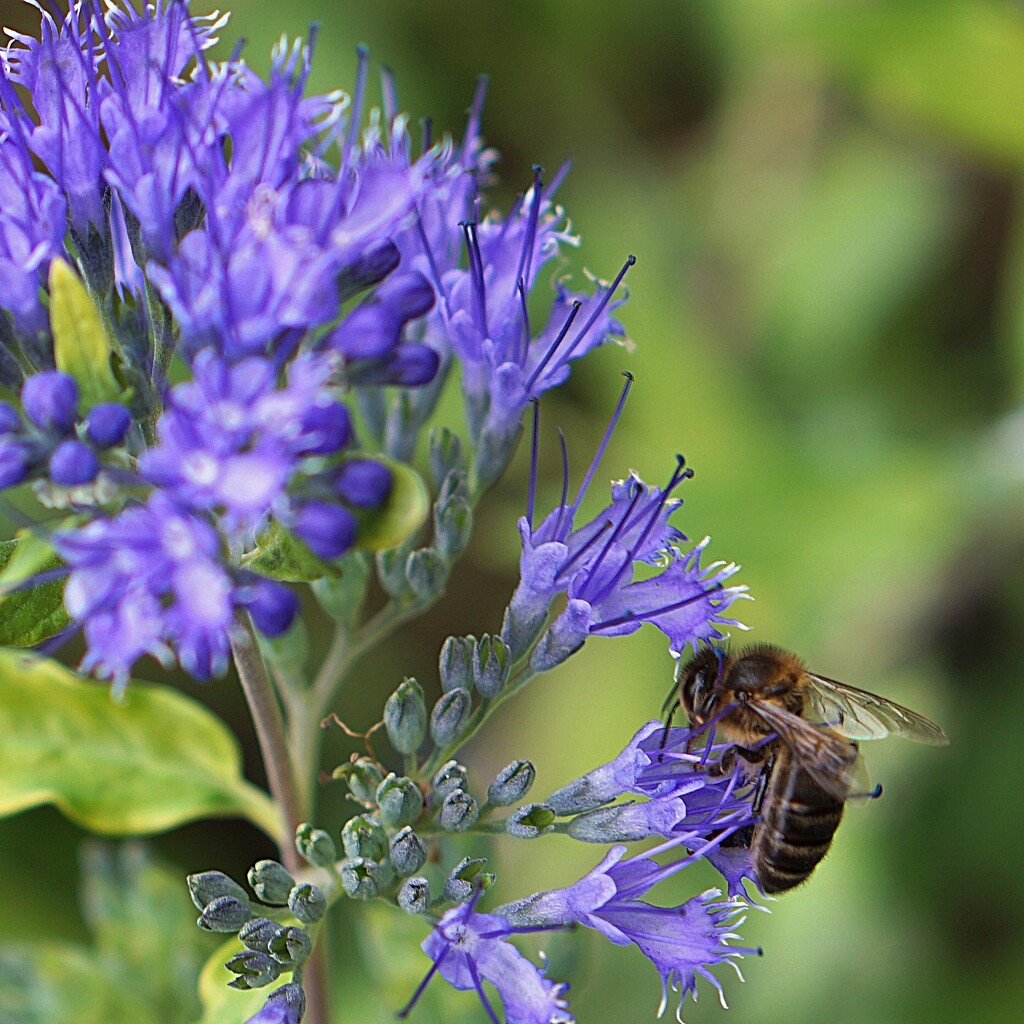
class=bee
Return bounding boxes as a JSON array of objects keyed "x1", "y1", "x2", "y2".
[{"x1": 675, "y1": 642, "x2": 948, "y2": 894}]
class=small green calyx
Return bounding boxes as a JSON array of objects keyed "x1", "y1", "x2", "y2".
[
  {"x1": 295, "y1": 823, "x2": 337, "y2": 867},
  {"x1": 247, "y1": 859, "x2": 295, "y2": 905},
  {"x1": 288, "y1": 882, "x2": 327, "y2": 924}
]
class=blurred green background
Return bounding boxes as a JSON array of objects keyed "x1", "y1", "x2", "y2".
[{"x1": 2, "y1": 0, "x2": 1023, "y2": 1022}]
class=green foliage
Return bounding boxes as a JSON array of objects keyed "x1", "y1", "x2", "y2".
[
  {"x1": 48, "y1": 258, "x2": 123, "y2": 408},
  {"x1": 0, "y1": 844, "x2": 214, "y2": 1024},
  {"x1": 196, "y1": 938, "x2": 265, "y2": 1024},
  {"x1": 242, "y1": 519, "x2": 337, "y2": 582},
  {"x1": 0, "y1": 535, "x2": 70, "y2": 647},
  {"x1": 0, "y1": 650, "x2": 278, "y2": 837}
]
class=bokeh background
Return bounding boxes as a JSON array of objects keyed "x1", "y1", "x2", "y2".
[{"x1": 2, "y1": 1, "x2": 1023, "y2": 1022}]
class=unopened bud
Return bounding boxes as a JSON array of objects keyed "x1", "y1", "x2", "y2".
[
  {"x1": 473, "y1": 634, "x2": 511, "y2": 698},
  {"x1": 187, "y1": 871, "x2": 248, "y2": 911},
  {"x1": 444, "y1": 856, "x2": 493, "y2": 903},
  {"x1": 225, "y1": 950, "x2": 281, "y2": 990},
  {"x1": 198, "y1": 895, "x2": 252, "y2": 933},
  {"x1": 239, "y1": 917, "x2": 279, "y2": 951},
  {"x1": 247, "y1": 860, "x2": 295, "y2": 906},
  {"x1": 342, "y1": 814, "x2": 389, "y2": 862},
  {"x1": 487, "y1": 760, "x2": 536, "y2": 806},
  {"x1": 376, "y1": 547, "x2": 410, "y2": 598},
  {"x1": 384, "y1": 677, "x2": 427, "y2": 754},
  {"x1": 430, "y1": 688, "x2": 472, "y2": 747},
  {"x1": 260, "y1": 984, "x2": 306, "y2": 1021},
  {"x1": 432, "y1": 760, "x2": 468, "y2": 800},
  {"x1": 288, "y1": 882, "x2": 327, "y2": 924},
  {"x1": 334, "y1": 757, "x2": 385, "y2": 805},
  {"x1": 376, "y1": 773, "x2": 424, "y2": 828},
  {"x1": 268, "y1": 926, "x2": 312, "y2": 966},
  {"x1": 505, "y1": 803, "x2": 556, "y2": 839},
  {"x1": 405, "y1": 548, "x2": 446, "y2": 601},
  {"x1": 434, "y1": 494, "x2": 472, "y2": 560},
  {"x1": 340, "y1": 857, "x2": 384, "y2": 900},
  {"x1": 389, "y1": 826, "x2": 428, "y2": 877},
  {"x1": 438, "y1": 788, "x2": 479, "y2": 832},
  {"x1": 439, "y1": 636, "x2": 475, "y2": 692},
  {"x1": 429, "y1": 429, "x2": 463, "y2": 489},
  {"x1": 398, "y1": 876, "x2": 431, "y2": 914},
  {"x1": 295, "y1": 824, "x2": 337, "y2": 868}
]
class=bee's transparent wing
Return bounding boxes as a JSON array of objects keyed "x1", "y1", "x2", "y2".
[
  {"x1": 804, "y1": 675, "x2": 948, "y2": 745},
  {"x1": 748, "y1": 699, "x2": 861, "y2": 802}
]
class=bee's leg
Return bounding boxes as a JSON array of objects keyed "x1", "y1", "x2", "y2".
[{"x1": 749, "y1": 751, "x2": 776, "y2": 815}]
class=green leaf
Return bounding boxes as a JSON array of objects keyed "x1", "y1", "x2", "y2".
[
  {"x1": 0, "y1": 534, "x2": 70, "y2": 647},
  {"x1": 0, "y1": 650, "x2": 280, "y2": 838},
  {"x1": 241, "y1": 518, "x2": 335, "y2": 582},
  {"x1": 49, "y1": 258, "x2": 123, "y2": 408},
  {"x1": 195, "y1": 938, "x2": 265, "y2": 1024},
  {"x1": 356, "y1": 459, "x2": 430, "y2": 552}
]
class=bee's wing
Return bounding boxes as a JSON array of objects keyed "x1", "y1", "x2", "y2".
[
  {"x1": 805, "y1": 675, "x2": 948, "y2": 746},
  {"x1": 748, "y1": 699, "x2": 860, "y2": 802}
]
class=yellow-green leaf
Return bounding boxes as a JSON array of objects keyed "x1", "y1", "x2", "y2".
[
  {"x1": 0, "y1": 534, "x2": 70, "y2": 646},
  {"x1": 49, "y1": 258, "x2": 122, "y2": 408},
  {"x1": 241, "y1": 519, "x2": 336, "y2": 582},
  {"x1": 195, "y1": 938, "x2": 264, "y2": 1024},
  {"x1": 0, "y1": 650, "x2": 280, "y2": 838},
  {"x1": 356, "y1": 459, "x2": 430, "y2": 552}
]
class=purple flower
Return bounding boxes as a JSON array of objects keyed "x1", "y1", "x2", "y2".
[
  {"x1": 499, "y1": 846, "x2": 760, "y2": 1019},
  {"x1": 244, "y1": 983, "x2": 305, "y2": 1024},
  {"x1": 399, "y1": 898, "x2": 573, "y2": 1024},
  {"x1": 54, "y1": 493, "x2": 297, "y2": 689},
  {"x1": 503, "y1": 381, "x2": 747, "y2": 664}
]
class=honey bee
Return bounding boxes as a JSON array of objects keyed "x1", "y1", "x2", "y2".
[{"x1": 675, "y1": 643, "x2": 948, "y2": 894}]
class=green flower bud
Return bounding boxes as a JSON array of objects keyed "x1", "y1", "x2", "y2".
[
  {"x1": 487, "y1": 759, "x2": 537, "y2": 806},
  {"x1": 438, "y1": 788, "x2": 479, "y2": 832},
  {"x1": 340, "y1": 857, "x2": 384, "y2": 900},
  {"x1": 268, "y1": 926, "x2": 313, "y2": 967},
  {"x1": 225, "y1": 950, "x2": 281, "y2": 990},
  {"x1": 443, "y1": 856, "x2": 493, "y2": 903},
  {"x1": 341, "y1": 814, "x2": 389, "y2": 862},
  {"x1": 384, "y1": 677, "x2": 427, "y2": 754},
  {"x1": 333, "y1": 757, "x2": 385, "y2": 805},
  {"x1": 376, "y1": 773, "x2": 424, "y2": 828},
  {"x1": 434, "y1": 493, "x2": 473, "y2": 560},
  {"x1": 505, "y1": 803, "x2": 556, "y2": 839},
  {"x1": 376, "y1": 546, "x2": 410, "y2": 598},
  {"x1": 389, "y1": 826, "x2": 427, "y2": 877},
  {"x1": 398, "y1": 876, "x2": 431, "y2": 914},
  {"x1": 439, "y1": 635, "x2": 475, "y2": 692},
  {"x1": 295, "y1": 824, "x2": 337, "y2": 868},
  {"x1": 187, "y1": 870, "x2": 249, "y2": 911},
  {"x1": 428, "y1": 428, "x2": 463, "y2": 489},
  {"x1": 238, "y1": 917, "x2": 278, "y2": 951},
  {"x1": 288, "y1": 882, "x2": 327, "y2": 924},
  {"x1": 473, "y1": 633, "x2": 511, "y2": 698},
  {"x1": 405, "y1": 547, "x2": 447, "y2": 601},
  {"x1": 430, "y1": 687, "x2": 472, "y2": 746},
  {"x1": 247, "y1": 860, "x2": 295, "y2": 906},
  {"x1": 197, "y1": 895, "x2": 252, "y2": 933},
  {"x1": 432, "y1": 760, "x2": 469, "y2": 800}
]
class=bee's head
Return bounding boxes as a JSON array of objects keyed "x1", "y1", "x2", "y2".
[{"x1": 678, "y1": 645, "x2": 727, "y2": 724}]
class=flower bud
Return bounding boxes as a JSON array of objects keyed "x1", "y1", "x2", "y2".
[
  {"x1": 431, "y1": 760, "x2": 468, "y2": 801},
  {"x1": 0, "y1": 401, "x2": 21, "y2": 434},
  {"x1": 341, "y1": 814, "x2": 389, "y2": 862},
  {"x1": 405, "y1": 547, "x2": 446, "y2": 601},
  {"x1": 335, "y1": 458, "x2": 392, "y2": 507},
  {"x1": 187, "y1": 870, "x2": 249, "y2": 911},
  {"x1": 430, "y1": 688, "x2": 472, "y2": 747},
  {"x1": 0, "y1": 438, "x2": 30, "y2": 489},
  {"x1": 259, "y1": 984, "x2": 307, "y2": 1022},
  {"x1": 376, "y1": 547, "x2": 409, "y2": 598},
  {"x1": 384, "y1": 677, "x2": 427, "y2": 755},
  {"x1": 389, "y1": 826, "x2": 427, "y2": 877},
  {"x1": 339, "y1": 857, "x2": 384, "y2": 900},
  {"x1": 434, "y1": 494, "x2": 472, "y2": 561},
  {"x1": 487, "y1": 760, "x2": 536, "y2": 807},
  {"x1": 473, "y1": 634, "x2": 511, "y2": 698},
  {"x1": 238, "y1": 917, "x2": 278, "y2": 951},
  {"x1": 247, "y1": 860, "x2": 295, "y2": 906},
  {"x1": 197, "y1": 895, "x2": 252, "y2": 933},
  {"x1": 293, "y1": 502, "x2": 358, "y2": 560},
  {"x1": 384, "y1": 391, "x2": 415, "y2": 461},
  {"x1": 397, "y1": 876, "x2": 431, "y2": 914},
  {"x1": 48, "y1": 439, "x2": 99, "y2": 485},
  {"x1": 268, "y1": 926, "x2": 313, "y2": 967},
  {"x1": 439, "y1": 635, "x2": 475, "y2": 692},
  {"x1": 295, "y1": 824, "x2": 337, "y2": 868},
  {"x1": 505, "y1": 803, "x2": 556, "y2": 839},
  {"x1": 428, "y1": 428, "x2": 463, "y2": 490},
  {"x1": 225, "y1": 950, "x2": 281, "y2": 990},
  {"x1": 338, "y1": 239, "x2": 401, "y2": 300},
  {"x1": 244, "y1": 580, "x2": 300, "y2": 639},
  {"x1": 443, "y1": 857, "x2": 493, "y2": 903},
  {"x1": 288, "y1": 882, "x2": 327, "y2": 924},
  {"x1": 438, "y1": 788, "x2": 479, "y2": 832},
  {"x1": 84, "y1": 403, "x2": 131, "y2": 448},
  {"x1": 21, "y1": 371, "x2": 78, "y2": 433},
  {"x1": 334, "y1": 757, "x2": 385, "y2": 805},
  {"x1": 376, "y1": 773, "x2": 424, "y2": 828}
]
